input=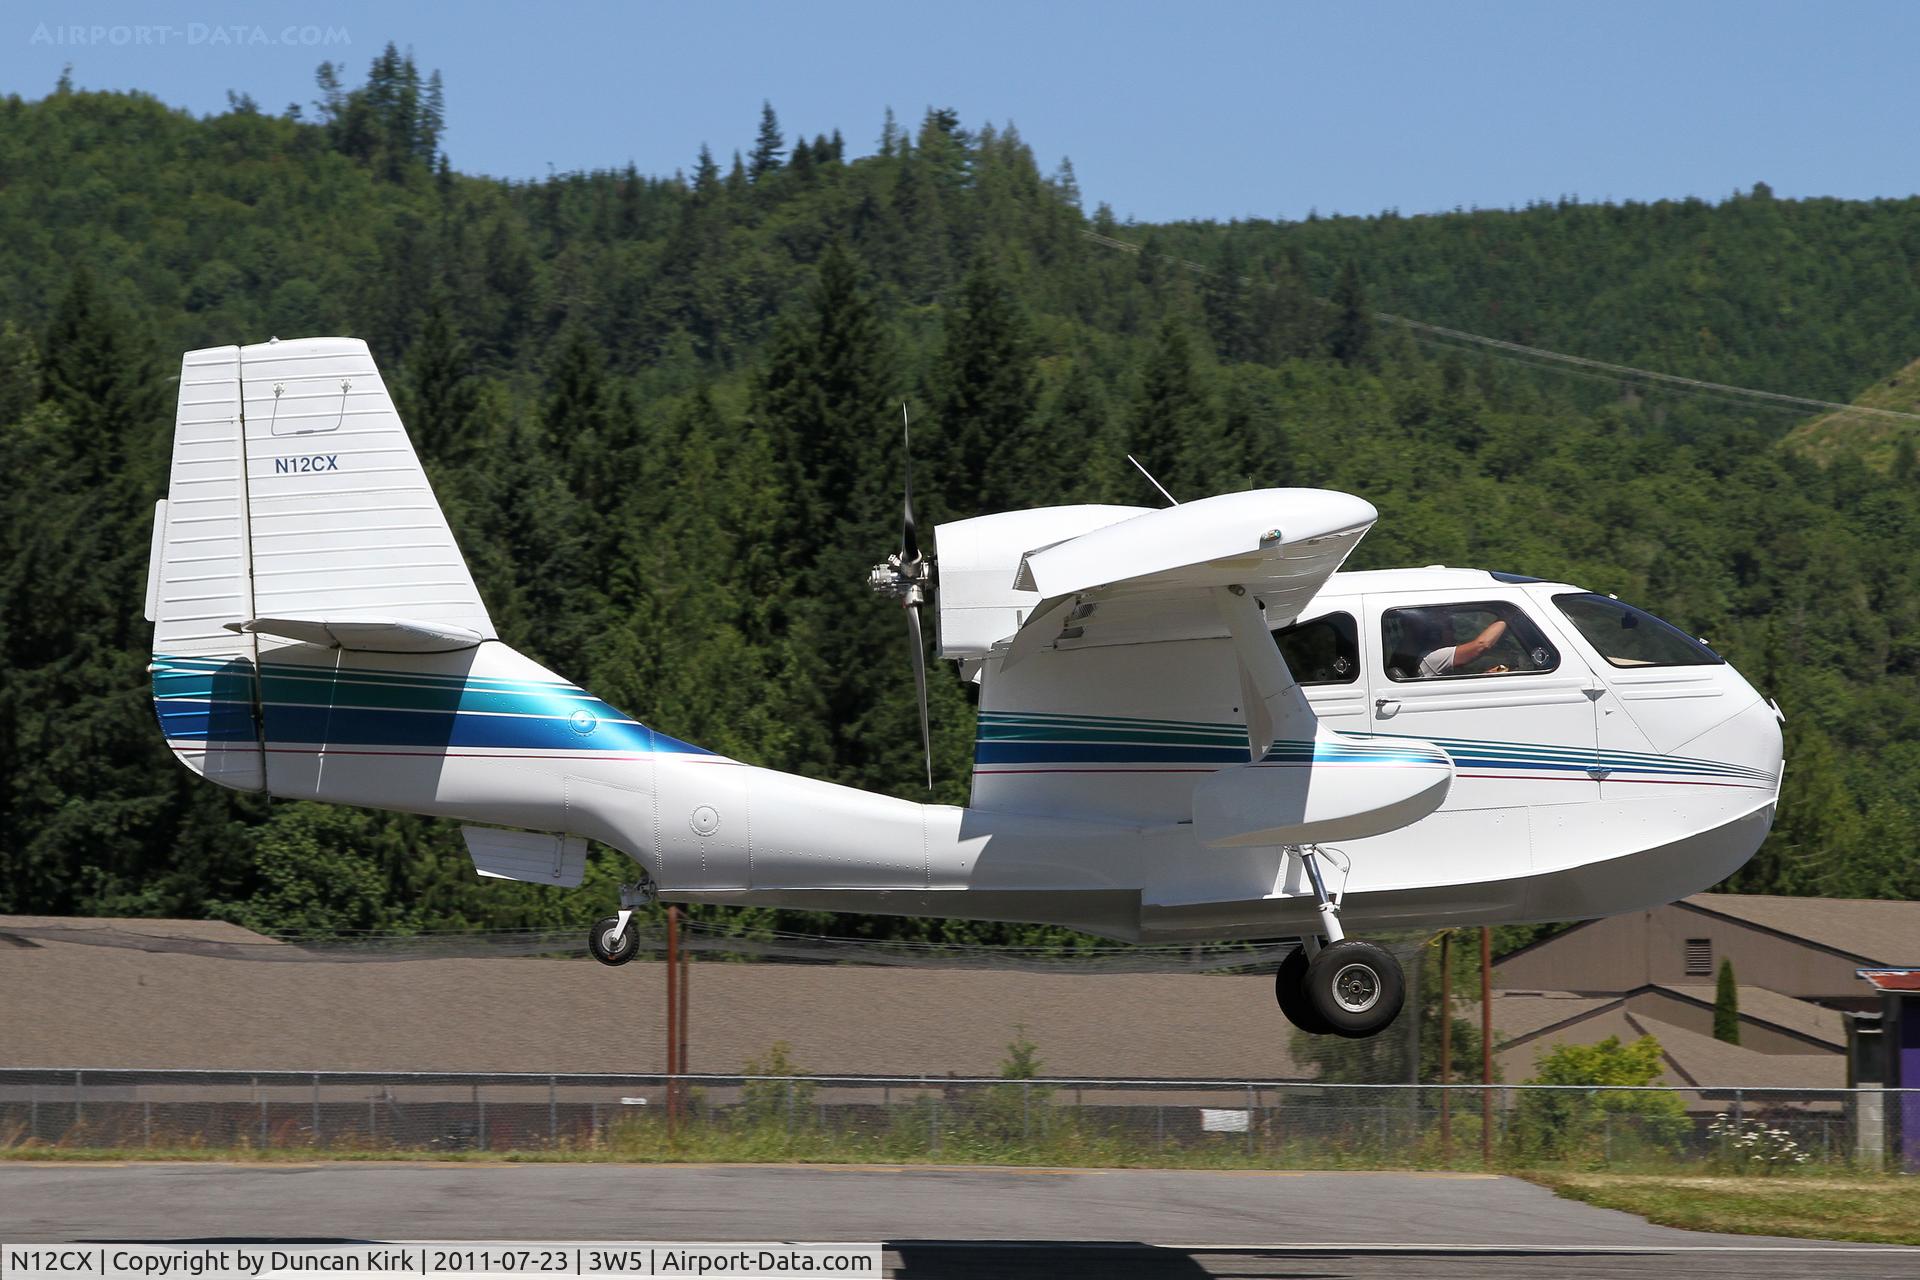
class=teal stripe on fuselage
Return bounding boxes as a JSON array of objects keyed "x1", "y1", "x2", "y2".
[
  {"x1": 975, "y1": 711, "x2": 1762, "y2": 781},
  {"x1": 151, "y1": 653, "x2": 705, "y2": 755}
]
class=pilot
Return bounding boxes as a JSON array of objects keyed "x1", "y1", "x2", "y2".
[{"x1": 1416, "y1": 613, "x2": 1509, "y2": 678}]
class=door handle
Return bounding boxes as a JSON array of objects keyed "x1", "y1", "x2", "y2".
[{"x1": 1374, "y1": 698, "x2": 1400, "y2": 715}]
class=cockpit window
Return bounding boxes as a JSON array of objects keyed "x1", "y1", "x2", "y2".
[
  {"x1": 1382, "y1": 601, "x2": 1560, "y2": 682},
  {"x1": 1272, "y1": 612, "x2": 1359, "y2": 686},
  {"x1": 1553, "y1": 593, "x2": 1723, "y2": 668}
]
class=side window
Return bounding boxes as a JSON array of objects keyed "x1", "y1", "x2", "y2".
[
  {"x1": 1553, "y1": 593, "x2": 1724, "y2": 668},
  {"x1": 1381, "y1": 601, "x2": 1559, "y2": 682},
  {"x1": 1272, "y1": 612, "x2": 1359, "y2": 686}
]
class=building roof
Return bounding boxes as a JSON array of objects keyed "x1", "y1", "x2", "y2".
[
  {"x1": 1491, "y1": 992, "x2": 1617, "y2": 1044},
  {"x1": 1858, "y1": 968, "x2": 1920, "y2": 992},
  {"x1": 0, "y1": 915, "x2": 281, "y2": 946},
  {"x1": 1623, "y1": 1013, "x2": 1844, "y2": 1090},
  {"x1": 0, "y1": 918, "x2": 1313, "y2": 1080},
  {"x1": 1650, "y1": 983, "x2": 1845, "y2": 1049},
  {"x1": 1684, "y1": 893, "x2": 1920, "y2": 965}
]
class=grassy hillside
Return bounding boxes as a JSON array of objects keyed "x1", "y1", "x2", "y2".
[
  {"x1": 1783, "y1": 357, "x2": 1920, "y2": 471},
  {"x1": 5, "y1": 53, "x2": 1920, "y2": 940}
]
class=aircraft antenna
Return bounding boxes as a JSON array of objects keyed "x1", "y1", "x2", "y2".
[{"x1": 1127, "y1": 454, "x2": 1180, "y2": 506}]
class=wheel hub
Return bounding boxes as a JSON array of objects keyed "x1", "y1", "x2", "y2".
[{"x1": 1331, "y1": 962, "x2": 1381, "y2": 1013}]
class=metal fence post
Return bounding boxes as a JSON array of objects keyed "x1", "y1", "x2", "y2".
[
  {"x1": 784, "y1": 1079, "x2": 794, "y2": 1134},
  {"x1": 28, "y1": 1082, "x2": 36, "y2": 1142},
  {"x1": 312, "y1": 1075, "x2": 321, "y2": 1148},
  {"x1": 548, "y1": 1076, "x2": 558, "y2": 1146},
  {"x1": 1022, "y1": 1081, "x2": 1031, "y2": 1142},
  {"x1": 478, "y1": 1092, "x2": 488, "y2": 1151},
  {"x1": 74, "y1": 1070, "x2": 83, "y2": 1131},
  {"x1": 143, "y1": 1099, "x2": 152, "y2": 1149},
  {"x1": 1245, "y1": 1085, "x2": 1255, "y2": 1157},
  {"x1": 257, "y1": 1076, "x2": 267, "y2": 1149}
]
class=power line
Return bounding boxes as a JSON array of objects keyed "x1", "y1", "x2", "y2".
[{"x1": 1080, "y1": 228, "x2": 1920, "y2": 425}]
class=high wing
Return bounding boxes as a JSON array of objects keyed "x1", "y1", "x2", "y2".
[
  {"x1": 1003, "y1": 489, "x2": 1378, "y2": 668},
  {"x1": 975, "y1": 489, "x2": 1453, "y2": 845}
]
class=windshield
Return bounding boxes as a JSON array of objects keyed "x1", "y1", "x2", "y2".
[{"x1": 1553, "y1": 593, "x2": 1723, "y2": 668}]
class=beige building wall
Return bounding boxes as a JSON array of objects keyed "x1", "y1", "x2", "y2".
[{"x1": 1496, "y1": 903, "x2": 1875, "y2": 1005}]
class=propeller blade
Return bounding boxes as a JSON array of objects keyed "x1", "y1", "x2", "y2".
[
  {"x1": 905, "y1": 601, "x2": 933, "y2": 790},
  {"x1": 900, "y1": 406, "x2": 920, "y2": 564}
]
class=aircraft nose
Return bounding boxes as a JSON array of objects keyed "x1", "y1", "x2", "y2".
[{"x1": 1672, "y1": 695, "x2": 1785, "y2": 797}]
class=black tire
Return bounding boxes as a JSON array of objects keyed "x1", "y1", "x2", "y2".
[
  {"x1": 1304, "y1": 939, "x2": 1405, "y2": 1038},
  {"x1": 1274, "y1": 946, "x2": 1335, "y2": 1035},
  {"x1": 588, "y1": 915, "x2": 640, "y2": 967}
]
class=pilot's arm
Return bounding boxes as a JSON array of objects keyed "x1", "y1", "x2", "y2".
[{"x1": 1451, "y1": 619, "x2": 1509, "y2": 668}]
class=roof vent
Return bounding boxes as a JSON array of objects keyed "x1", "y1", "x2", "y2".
[{"x1": 1684, "y1": 938, "x2": 1712, "y2": 976}]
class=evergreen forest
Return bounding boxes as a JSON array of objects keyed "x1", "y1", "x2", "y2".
[{"x1": 6, "y1": 51, "x2": 1920, "y2": 942}]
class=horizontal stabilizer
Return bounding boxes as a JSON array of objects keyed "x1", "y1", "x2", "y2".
[
  {"x1": 462, "y1": 826, "x2": 589, "y2": 887},
  {"x1": 224, "y1": 616, "x2": 488, "y2": 652}
]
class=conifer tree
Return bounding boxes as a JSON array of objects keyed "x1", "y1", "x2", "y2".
[
  {"x1": 1330, "y1": 260, "x2": 1376, "y2": 368},
  {"x1": 1128, "y1": 317, "x2": 1223, "y2": 498},
  {"x1": 749, "y1": 101, "x2": 784, "y2": 182},
  {"x1": 399, "y1": 303, "x2": 478, "y2": 460},
  {"x1": 1713, "y1": 959, "x2": 1741, "y2": 1044},
  {"x1": 934, "y1": 254, "x2": 1037, "y2": 519},
  {"x1": 756, "y1": 243, "x2": 906, "y2": 788}
]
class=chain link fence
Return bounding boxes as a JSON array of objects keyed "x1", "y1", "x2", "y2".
[{"x1": 1, "y1": 1070, "x2": 1911, "y2": 1171}]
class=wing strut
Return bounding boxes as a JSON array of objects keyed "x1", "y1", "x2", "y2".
[{"x1": 1211, "y1": 584, "x2": 1312, "y2": 761}]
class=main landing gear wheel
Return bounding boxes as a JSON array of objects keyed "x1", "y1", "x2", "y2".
[
  {"x1": 1274, "y1": 947, "x2": 1333, "y2": 1035},
  {"x1": 1305, "y1": 939, "x2": 1405, "y2": 1038},
  {"x1": 588, "y1": 915, "x2": 640, "y2": 967}
]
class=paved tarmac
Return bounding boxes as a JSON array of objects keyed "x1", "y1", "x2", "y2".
[{"x1": 1, "y1": 1163, "x2": 1913, "y2": 1278}]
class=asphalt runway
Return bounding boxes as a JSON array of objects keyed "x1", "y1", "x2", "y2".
[{"x1": 2, "y1": 1163, "x2": 1914, "y2": 1279}]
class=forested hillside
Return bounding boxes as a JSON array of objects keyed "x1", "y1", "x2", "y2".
[{"x1": 5, "y1": 52, "x2": 1920, "y2": 940}]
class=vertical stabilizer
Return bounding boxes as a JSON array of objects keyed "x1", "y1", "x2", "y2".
[
  {"x1": 150, "y1": 337, "x2": 499, "y2": 793},
  {"x1": 235, "y1": 338, "x2": 493, "y2": 638}
]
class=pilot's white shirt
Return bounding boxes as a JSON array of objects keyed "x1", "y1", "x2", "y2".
[{"x1": 1418, "y1": 646, "x2": 1458, "y2": 678}]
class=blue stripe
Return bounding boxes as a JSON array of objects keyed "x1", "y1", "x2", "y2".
[
  {"x1": 976, "y1": 737, "x2": 1448, "y2": 768},
  {"x1": 975, "y1": 713, "x2": 1762, "y2": 782},
  {"x1": 976, "y1": 742, "x2": 1252, "y2": 765},
  {"x1": 154, "y1": 699, "x2": 258, "y2": 744},
  {"x1": 257, "y1": 703, "x2": 670, "y2": 752},
  {"x1": 152, "y1": 654, "x2": 709, "y2": 756}
]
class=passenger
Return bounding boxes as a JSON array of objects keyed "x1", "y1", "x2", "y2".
[{"x1": 1418, "y1": 615, "x2": 1509, "y2": 677}]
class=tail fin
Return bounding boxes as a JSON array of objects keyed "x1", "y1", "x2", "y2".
[{"x1": 148, "y1": 337, "x2": 495, "y2": 789}]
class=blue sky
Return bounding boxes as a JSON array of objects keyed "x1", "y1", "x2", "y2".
[{"x1": 7, "y1": 1, "x2": 1916, "y2": 223}]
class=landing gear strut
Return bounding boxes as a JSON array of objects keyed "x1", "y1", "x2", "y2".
[
  {"x1": 587, "y1": 880, "x2": 654, "y2": 967},
  {"x1": 1272, "y1": 846, "x2": 1405, "y2": 1038}
]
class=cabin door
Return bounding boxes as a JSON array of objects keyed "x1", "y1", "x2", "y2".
[{"x1": 1363, "y1": 592, "x2": 1602, "y2": 811}]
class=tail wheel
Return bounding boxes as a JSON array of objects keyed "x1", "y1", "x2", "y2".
[
  {"x1": 1274, "y1": 946, "x2": 1334, "y2": 1035},
  {"x1": 1305, "y1": 939, "x2": 1405, "y2": 1038},
  {"x1": 588, "y1": 915, "x2": 640, "y2": 967}
]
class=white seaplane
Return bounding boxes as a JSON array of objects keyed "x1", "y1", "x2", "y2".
[{"x1": 147, "y1": 338, "x2": 1784, "y2": 1037}]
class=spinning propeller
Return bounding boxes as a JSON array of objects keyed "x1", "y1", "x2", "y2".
[{"x1": 867, "y1": 407, "x2": 935, "y2": 789}]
